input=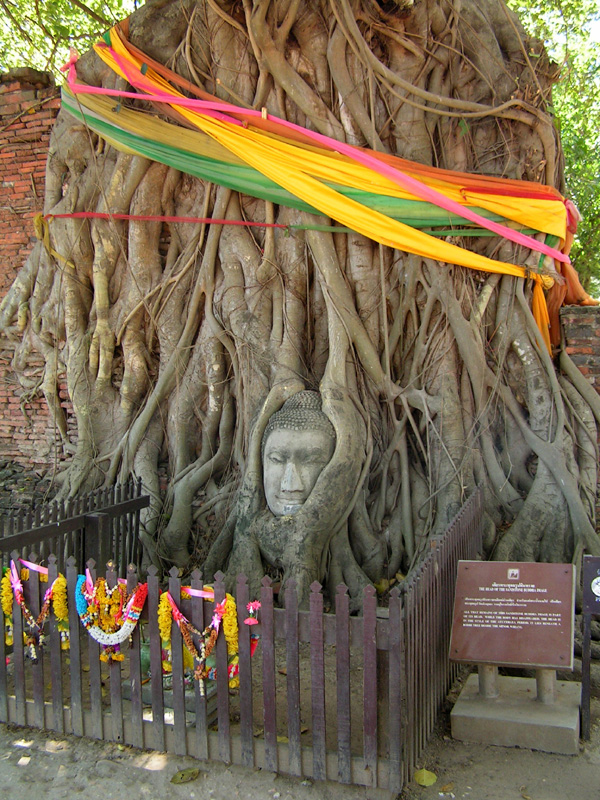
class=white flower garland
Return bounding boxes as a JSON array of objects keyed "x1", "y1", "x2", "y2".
[
  {"x1": 84, "y1": 617, "x2": 139, "y2": 646},
  {"x1": 75, "y1": 574, "x2": 147, "y2": 652}
]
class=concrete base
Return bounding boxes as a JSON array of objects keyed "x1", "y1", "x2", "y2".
[{"x1": 451, "y1": 674, "x2": 581, "y2": 755}]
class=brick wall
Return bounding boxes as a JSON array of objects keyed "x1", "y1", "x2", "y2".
[
  {"x1": 560, "y1": 306, "x2": 600, "y2": 392},
  {"x1": 0, "y1": 68, "x2": 60, "y2": 297},
  {"x1": 0, "y1": 68, "x2": 74, "y2": 472},
  {"x1": 561, "y1": 305, "x2": 600, "y2": 523}
]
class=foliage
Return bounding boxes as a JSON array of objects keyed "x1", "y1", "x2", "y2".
[
  {"x1": 508, "y1": 0, "x2": 600, "y2": 291},
  {"x1": 0, "y1": 0, "x2": 135, "y2": 75}
]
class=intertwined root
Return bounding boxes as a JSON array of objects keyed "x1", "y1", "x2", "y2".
[{"x1": 0, "y1": 0, "x2": 596, "y2": 604}]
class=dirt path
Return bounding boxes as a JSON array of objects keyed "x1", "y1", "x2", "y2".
[
  {"x1": 0, "y1": 720, "x2": 386, "y2": 800},
  {"x1": 399, "y1": 696, "x2": 600, "y2": 800},
  {"x1": 2, "y1": 696, "x2": 599, "y2": 800}
]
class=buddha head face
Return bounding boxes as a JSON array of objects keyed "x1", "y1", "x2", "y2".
[{"x1": 262, "y1": 391, "x2": 336, "y2": 517}]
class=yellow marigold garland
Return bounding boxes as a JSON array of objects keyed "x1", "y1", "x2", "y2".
[
  {"x1": 1, "y1": 572, "x2": 13, "y2": 646},
  {"x1": 159, "y1": 587, "x2": 239, "y2": 689},
  {"x1": 219, "y1": 593, "x2": 239, "y2": 657},
  {"x1": 1, "y1": 572, "x2": 13, "y2": 617},
  {"x1": 158, "y1": 591, "x2": 172, "y2": 642},
  {"x1": 52, "y1": 574, "x2": 70, "y2": 650},
  {"x1": 1, "y1": 562, "x2": 71, "y2": 660},
  {"x1": 20, "y1": 568, "x2": 48, "y2": 583},
  {"x1": 52, "y1": 575, "x2": 69, "y2": 622}
]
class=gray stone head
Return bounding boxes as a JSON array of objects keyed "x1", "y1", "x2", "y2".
[{"x1": 262, "y1": 391, "x2": 336, "y2": 516}]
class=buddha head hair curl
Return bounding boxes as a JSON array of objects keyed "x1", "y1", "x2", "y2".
[{"x1": 261, "y1": 391, "x2": 336, "y2": 457}]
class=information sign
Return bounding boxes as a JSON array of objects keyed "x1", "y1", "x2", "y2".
[{"x1": 449, "y1": 561, "x2": 574, "y2": 669}]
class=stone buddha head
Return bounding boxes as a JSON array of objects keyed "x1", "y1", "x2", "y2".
[{"x1": 262, "y1": 391, "x2": 336, "y2": 516}]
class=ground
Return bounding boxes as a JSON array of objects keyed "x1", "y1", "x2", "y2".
[{"x1": 1, "y1": 696, "x2": 599, "y2": 800}]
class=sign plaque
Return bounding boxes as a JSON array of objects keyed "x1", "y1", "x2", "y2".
[{"x1": 449, "y1": 561, "x2": 575, "y2": 669}]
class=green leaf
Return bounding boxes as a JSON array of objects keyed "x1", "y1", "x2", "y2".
[
  {"x1": 170, "y1": 767, "x2": 201, "y2": 784},
  {"x1": 414, "y1": 768, "x2": 437, "y2": 786}
]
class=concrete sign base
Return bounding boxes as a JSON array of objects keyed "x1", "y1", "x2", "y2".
[{"x1": 451, "y1": 673, "x2": 581, "y2": 755}]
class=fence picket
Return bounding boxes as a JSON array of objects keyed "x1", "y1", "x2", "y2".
[
  {"x1": 105, "y1": 561, "x2": 124, "y2": 743},
  {"x1": 146, "y1": 565, "x2": 165, "y2": 751},
  {"x1": 260, "y1": 576, "x2": 277, "y2": 773},
  {"x1": 48, "y1": 555, "x2": 64, "y2": 733},
  {"x1": 335, "y1": 584, "x2": 351, "y2": 784},
  {"x1": 27, "y1": 553, "x2": 45, "y2": 729},
  {"x1": 285, "y1": 579, "x2": 302, "y2": 777},
  {"x1": 214, "y1": 571, "x2": 231, "y2": 763},
  {"x1": 133, "y1": 478, "x2": 143, "y2": 566},
  {"x1": 309, "y1": 581, "x2": 326, "y2": 782},
  {"x1": 37, "y1": 506, "x2": 46, "y2": 565},
  {"x1": 236, "y1": 573, "x2": 253, "y2": 768},
  {"x1": 417, "y1": 568, "x2": 426, "y2": 758},
  {"x1": 66, "y1": 556, "x2": 84, "y2": 736},
  {"x1": 168, "y1": 567, "x2": 187, "y2": 756},
  {"x1": 405, "y1": 571, "x2": 415, "y2": 779},
  {"x1": 191, "y1": 569, "x2": 209, "y2": 761},
  {"x1": 362, "y1": 584, "x2": 377, "y2": 786},
  {"x1": 0, "y1": 565, "x2": 6, "y2": 721},
  {"x1": 85, "y1": 560, "x2": 104, "y2": 740},
  {"x1": 127, "y1": 563, "x2": 144, "y2": 749},
  {"x1": 388, "y1": 586, "x2": 403, "y2": 794},
  {"x1": 65, "y1": 498, "x2": 74, "y2": 566},
  {"x1": 11, "y1": 549, "x2": 26, "y2": 725}
]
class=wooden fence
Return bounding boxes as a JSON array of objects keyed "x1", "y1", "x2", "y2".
[
  {"x1": 0, "y1": 479, "x2": 149, "y2": 575},
  {"x1": 0, "y1": 486, "x2": 483, "y2": 792}
]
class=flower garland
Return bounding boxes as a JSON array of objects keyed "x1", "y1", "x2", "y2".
[
  {"x1": 75, "y1": 572, "x2": 148, "y2": 662},
  {"x1": 1, "y1": 561, "x2": 70, "y2": 661},
  {"x1": 158, "y1": 589, "x2": 262, "y2": 693},
  {"x1": 158, "y1": 587, "x2": 252, "y2": 693},
  {"x1": 1, "y1": 569, "x2": 14, "y2": 646}
]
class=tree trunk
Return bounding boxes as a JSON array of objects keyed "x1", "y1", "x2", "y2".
[{"x1": 1, "y1": 0, "x2": 597, "y2": 606}]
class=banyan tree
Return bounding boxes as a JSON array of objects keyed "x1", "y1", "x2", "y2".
[{"x1": 1, "y1": 0, "x2": 598, "y2": 607}]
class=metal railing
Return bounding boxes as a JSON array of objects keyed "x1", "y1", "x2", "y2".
[{"x1": 0, "y1": 479, "x2": 149, "y2": 575}]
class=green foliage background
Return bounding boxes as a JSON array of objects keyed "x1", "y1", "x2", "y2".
[
  {"x1": 509, "y1": 0, "x2": 600, "y2": 292},
  {"x1": 0, "y1": 0, "x2": 135, "y2": 74},
  {"x1": 0, "y1": 0, "x2": 598, "y2": 292}
]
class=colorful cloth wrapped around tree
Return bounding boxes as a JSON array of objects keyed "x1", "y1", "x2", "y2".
[{"x1": 58, "y1": 22, "x2": 597, "y2": 353}]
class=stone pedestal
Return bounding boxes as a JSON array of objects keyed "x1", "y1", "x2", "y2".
[{"x1": 451, "y1": 670, "x2": 581, "y2": 755}]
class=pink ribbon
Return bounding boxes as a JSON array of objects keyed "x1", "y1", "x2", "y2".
[
  {"x1": 84, "y1": 568, "x2": 94, "y2": 596},
  {"x1": 9, "y1": 561, "x2": 22, "y2": 595},
  {"x1": 182, "y1": 586, "x2": 215, "y2": 599},
  {"x1": 166, "y1": 591, "x2": 185, "y2": 624},
  {"x1": 63, "y1": 43, "x2": 570, "y2": 266},
  {"x1": 19, "y1": 558, "x2": 48, "y2": 575}
]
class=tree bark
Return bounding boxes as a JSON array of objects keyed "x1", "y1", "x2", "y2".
[{"x1": 1, "y1": 0, "x2": 597, "y2": 605}]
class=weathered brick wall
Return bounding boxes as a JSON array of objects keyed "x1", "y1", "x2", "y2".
[
  {"x1": 0, "y1": 68, "x2": 60, "y2": 297},
  {"x1": 561, "y1": 305, "x2": 600, "y2": 523},
  {"x1": 0, "y1": 69, "x2": 74, "y2": 472},
  {"x1": 560, "y1": 306, "x2": 600, "y2": 392}
]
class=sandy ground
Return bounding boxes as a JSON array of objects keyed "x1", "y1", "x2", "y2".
[
  {"x1": 399, "y1": 696, "x2": 600, "y2": 800},
  {"x1": 1, "y1": 695, "x2": 599, "y2": 800}
]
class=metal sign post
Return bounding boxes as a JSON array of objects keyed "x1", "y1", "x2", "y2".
[{"x1": 581, "y1": 555, "x2": 600, "y2": 740}]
